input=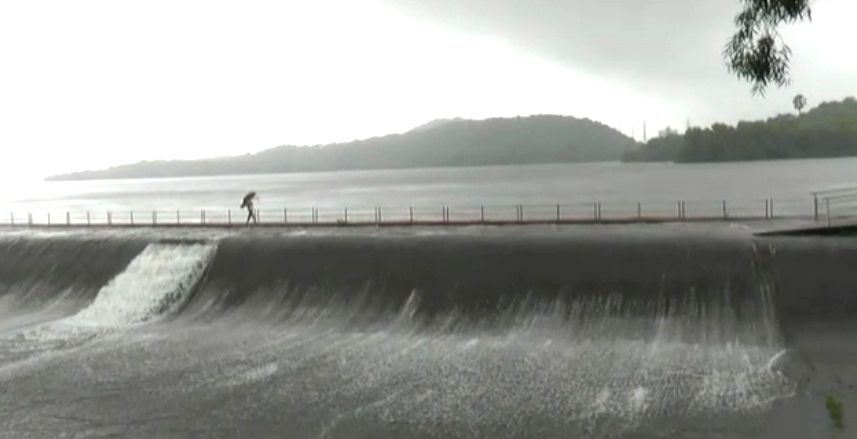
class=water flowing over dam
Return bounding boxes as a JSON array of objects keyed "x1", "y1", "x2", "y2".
[{"x1": 1, "y1": 224, "x2": 855, "y2": 437}]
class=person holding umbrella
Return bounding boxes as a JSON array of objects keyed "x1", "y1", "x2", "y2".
[{"x1": 240, "y1": 191, "x2": 257, "y2": 225}]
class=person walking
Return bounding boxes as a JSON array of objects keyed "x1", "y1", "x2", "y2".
[{"x1": 241, "y1": 192, "x2": 257, "y2": 225}]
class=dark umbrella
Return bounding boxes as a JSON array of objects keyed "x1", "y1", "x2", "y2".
[{"x1": 240, "y1": 191, "x2": 257, "y2": 208}]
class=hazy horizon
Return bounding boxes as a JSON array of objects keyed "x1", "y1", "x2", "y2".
[{"x1": 1, "y1": 0, "x2": 855, "y2": 183}]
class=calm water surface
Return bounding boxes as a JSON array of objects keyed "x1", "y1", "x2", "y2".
[{"x1": 2, "y1": 159, "x2": 856, "y2": 218}]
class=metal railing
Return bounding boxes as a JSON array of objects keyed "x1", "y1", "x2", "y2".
[
  {"x1": 1, "y1": 198, "x2": 812, "y2": 228},
  {"x1": 812, "y1": 185, "x2": 857, "y2": 226}
]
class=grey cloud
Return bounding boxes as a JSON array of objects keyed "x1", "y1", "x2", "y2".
[
  {"x1": 387, "y1": 1, "x2": 735, "y2": 84},
  {"x1": 384, "y1": 0, "x2": 851, "y2": 128}
]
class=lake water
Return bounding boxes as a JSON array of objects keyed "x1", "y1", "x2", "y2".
[{"x1": 2, "y1": 158, "x2": 857, "y2": 222}]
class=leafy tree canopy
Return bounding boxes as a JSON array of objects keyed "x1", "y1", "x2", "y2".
[{"x1": 726, "y1": 0, "x2": 812, "y2": 94}]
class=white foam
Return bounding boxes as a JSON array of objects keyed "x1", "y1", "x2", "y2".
[
  {"x1": 220, "y1": 362, "x2": 280, "y2": 388},
  {"x1": 628, "y1": 386, "x2": 650, "y2": 413},
  {"x1": 591, "y1": 388, "x2": 612, "y2": 413},
  {"x1": 68, "y1": 243, "x2": 216, "y2": 327}
]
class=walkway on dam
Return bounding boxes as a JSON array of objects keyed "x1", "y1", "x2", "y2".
[{"x1": 4, "y1": 186, "x2": 857, "y2": 231}]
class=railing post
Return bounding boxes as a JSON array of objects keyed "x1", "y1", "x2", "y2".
[
  {"x1": 682, "y1": 201, "x2": 686, "y2": 220},
  {"x1": 27, "y1": 212, "x2": 32, "y2": 226},
  {"x1": 826, "y1": 198, "x2": 831, "y2": 227},
  {"x1": 722, "y1": 200, "x2": 728, "y2": 219},
  {"x1": 47, "y1": 213, "x2": 51, "y2": 226},
  {"x1": 312, "y1": 208, "x2": 318, "y2": 224},
  {"x1": 814, "y1": 195, "x2": 819, "y2": 221},
  {"x1": 130, "y1": 211, "x2": 134, "y2": 225},
  {"x1": 86, "y1": 211, "x2": 90, "y2": 226},
  {"x1": 769, "y1": 198, "x2": 774, "y2": 219},
  {"x1": 481, "y1": 205, "x2": 485, "y2": 223},
  {"x1": 637, "y1": 202, "x2": 642, "y2": 220},
  {"x1": 344, "y1": 207, "x2": 348, "y2": 224},
  {"x1": 176, "y1": 210, "x2": 180, "y2": 225},
  {"x1": 376, "y1": 207, "x2": 380, "y2": 224},
  {"x1": 593, "y1": 203, "x2": 598, "y2": 222},
  {"x1": 201, "y1": 210, "x2": 205, "y2": 225},
  {"x1": 107, "y1": 211, "x2": 112, "y2": 225},
  {"x1": 256, "y1": 209, "x2": 261, "y2": 224},
  {"x1": 227, "y1": 209, "x2": 231, "y2": 225},
  {"x1": 66, "y1": 212, "x2": 70, "y2": 226},
  {"x1": 556, "y1": 204, "x2": 561, "y2": 223},
  {"x1": 519, "y1": 205, "x2": 524, "y2": 223},
  {"x1": 153, "y1": 211, "x2": 157, "y2": 225},
  {"x1": 10, "y1": 213, "x2": 13, "y2": 226},
  {"x1": 409, "y1": 207, "x2": 414, "y2": 224},
  {"x1": 284, "y1": 208, "x2": 288, "y2": 224}
]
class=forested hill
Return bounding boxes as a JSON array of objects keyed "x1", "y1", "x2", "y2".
[
  {"x1": 623, "y1": 97, "x2": 857, "y2": 163},
  {"x1": 48, "y1": 115, "x2": 636, "y2": 181}
]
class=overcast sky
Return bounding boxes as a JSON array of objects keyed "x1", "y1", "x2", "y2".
[{"x1": 0, "y1": 0, "x2": 855, "y2": 181}]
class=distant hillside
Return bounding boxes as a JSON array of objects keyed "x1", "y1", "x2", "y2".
[
  {"x1": 624, "y1": 97, "x2": 857, "y2": 163},
  {"x1": 408, "y1": 118, "x2": 465, "y2": 132},
  {"x1": 48, "y1": 115, "x2": 637, "y2": 181}
]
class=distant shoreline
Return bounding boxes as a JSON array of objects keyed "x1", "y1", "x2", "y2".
[
  {"x1": 46, "y1": 115, "x2": 637, "y2": 181},
  {"x1": 46, "y1": 155, "x2": 857, "y2": 182},
  {"x1": 46, "y1": 159, "x2": 629, "y2": 182}
]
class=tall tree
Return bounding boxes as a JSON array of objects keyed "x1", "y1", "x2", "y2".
[
  {"x1": 793, "y1": 94, "x2": 807, "y2": 114},
  {"x1": 725, "y1": 0, "x2": 812, "y2": 95}
]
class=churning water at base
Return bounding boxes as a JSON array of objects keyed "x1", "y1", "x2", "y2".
[
  {"x1": 0, "y1": 243, "x2": 216, "y2": 375},
  {"x1": 275, "y1": 328, "x2": 793, "y2": 438}
]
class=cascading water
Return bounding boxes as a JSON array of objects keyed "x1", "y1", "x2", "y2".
[
  {"x1": 0, "y1": 228, "x2": 854, "y2": 438},
  {"x1": 69, "y1": 243, "x2": 216, "y2": 327},
  {"x1": 0, "y1": 242, "x2": 216, "y2": 372}
]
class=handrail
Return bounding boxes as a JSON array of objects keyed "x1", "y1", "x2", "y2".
[
  {"x1": 823, "y1": 194, "x2": 857, "y2": 203},
  {"x1": 0, "y1": 198, "x2": 800, "y2": 228},
  {"x1": 811, "y1": 185, "x2": 857, "y2": 220},
  {"x1": 811, "y1": 185, "x2": 857, "y2": 196}
]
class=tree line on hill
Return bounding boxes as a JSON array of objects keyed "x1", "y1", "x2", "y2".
[{"x1": 623, "y1": 97, "x2": 857, "y2": 163}]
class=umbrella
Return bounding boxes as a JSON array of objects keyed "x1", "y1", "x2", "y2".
[{"x1": 240, "y1": 191, "x2": 257, "y2": 208}]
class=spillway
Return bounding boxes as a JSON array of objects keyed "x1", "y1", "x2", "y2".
[{"x1": 0, "y1": 225, "x2": 854, "y2": 438}]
